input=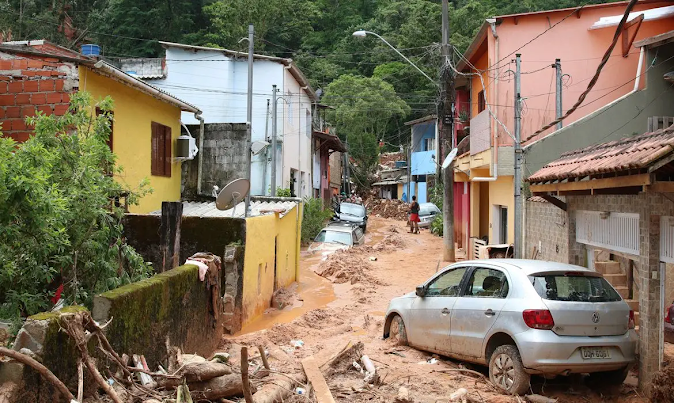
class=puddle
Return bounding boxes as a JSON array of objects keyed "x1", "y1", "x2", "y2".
[{"x1": 234, "y1": 251, "x2": 336, "y2": 335}]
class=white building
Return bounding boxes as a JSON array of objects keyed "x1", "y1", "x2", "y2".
[{"x1": 121, "y1": 42, "x2": 318, "y2": 197}]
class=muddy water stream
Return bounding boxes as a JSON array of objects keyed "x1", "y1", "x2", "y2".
[{"x1": 235, "y1": 219, "x2": 390, "y2": 335}]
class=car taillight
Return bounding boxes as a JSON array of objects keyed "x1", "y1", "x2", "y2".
[
  {"x1": 628, "y1": 310, "x2": 636, "y2": 329},
  {"x1": 523, "y1": 309, "x2": 555, "y2": 330}
]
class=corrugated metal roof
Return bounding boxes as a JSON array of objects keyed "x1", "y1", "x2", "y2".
[
  {"x1": 150, "y1": 199, "x2": 299, "y2": 218},
  {"x1": 528, "y1": 125, "x2": 674, "y2": 183}
]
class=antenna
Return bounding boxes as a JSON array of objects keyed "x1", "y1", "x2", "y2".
[
  {"x1": 216, "y1": 178, "x2": 251, "y2": 217},
  {"x1": 442, "y1": 148, "x2": 458, "y2": 170}
]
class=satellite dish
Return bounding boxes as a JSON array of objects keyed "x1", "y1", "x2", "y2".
[
  {"x1": 251, "y1": 140, "x2": 270, "y2": 156},
  {"x1": 216, "y1": 178, "x2": 250, "y2": 213},
  {"x1": 442, "y1": 148, "x2": 458, "y2": 170}
]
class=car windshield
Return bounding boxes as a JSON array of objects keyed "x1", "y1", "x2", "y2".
[
  {"x1": 314, "y1": 230, "x2": 353, "y2": 246},
  {"x1": 419, "y1": 204, "x2": 439, "y2": 216},
  {"x1": 340, "y1": 203, "x2": 365, "y2": 217},
  {"x1": 529, "y1": 274, "x2": 621, "y2": 302}
]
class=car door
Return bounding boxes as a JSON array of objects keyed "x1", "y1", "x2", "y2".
[
  {"x1": 406, "y1": 266, "x2": 469, "y2": 354},
  {"x1": 449, "y1": 266, "x2": 509, "y2": 359}
]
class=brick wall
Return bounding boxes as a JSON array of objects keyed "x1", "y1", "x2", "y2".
[
  {"x1": 0, "y1": 53, "x2": 79, "y2": 142},
  {"x1": 565, "y1": 193, "x2": 674, "y2": 389},
  {"x1": 525, "y1": 197, "x2": 569, "y2": 262}
]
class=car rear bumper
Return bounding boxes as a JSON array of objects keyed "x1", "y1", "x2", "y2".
[{"x1": 514, "y1": 329, "x2": 638, "y2": 375}]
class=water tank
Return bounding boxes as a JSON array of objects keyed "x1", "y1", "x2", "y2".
[
  {"x1": 395, "y1": 160, "x2": 407, "y2": 168},
  {"x1": 81, "y1": 44, "x2": 101, "y2": 56}
]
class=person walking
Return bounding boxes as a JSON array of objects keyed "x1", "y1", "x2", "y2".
[{"x1": 409, "y1": 195, "x2": 420, "y2": 234}]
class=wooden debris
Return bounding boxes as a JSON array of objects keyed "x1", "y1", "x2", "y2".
[
  {"x1": 302, "y1": 356, "x2": 336, "y2": 403},
  {"x1": 252, "y1": 373, "x2": 306, "y2": 403},
  {"x1": 176, "y1": 382, "x2": 193, "y2": 403},
  {"x1": 241, "y1": 347, "x2": 254, "y2": 403},
  {"x1": 525, "y1": 394, "x2": 558, "y2": 403},
  {"x1": 189, "y1": 374, "x2": 245, "y2": 401},
  {"x1": 0, "y1": 346, "x2": 75, "y2": 401}
]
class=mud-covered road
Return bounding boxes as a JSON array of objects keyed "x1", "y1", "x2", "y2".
[{"x1": 223, "y1": 217, "x2": 648, "y2": 403}]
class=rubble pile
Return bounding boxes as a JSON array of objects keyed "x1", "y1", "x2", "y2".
[
  {"x1": 366, "y1": 198, "x2": 409, "y2": 221},
  {"x1": 651, "y1": 361, "x2": 674, "y2": 403},
  {"x1": 379, "y1": 152, "x2": 405, "y2": 169},
  {"x1": 318, "y1": 249, "x2": 382, "y2": 285}
]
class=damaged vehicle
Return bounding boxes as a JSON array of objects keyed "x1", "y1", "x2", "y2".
[
  {"x1": 308, "y1": 222, "x2": 365, "y2": 256},
  {"x1": 334, "y1": 202, "x2": 368, "y2": 232},
  {"x1": 383, "y1": 259, "x2": 638, "y2": 395}
]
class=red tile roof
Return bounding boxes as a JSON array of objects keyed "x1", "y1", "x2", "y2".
[{"x1": 528, "y1": 125, "x2": 674, "y2": 182}]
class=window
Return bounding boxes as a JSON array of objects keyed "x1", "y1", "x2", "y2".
[
  {"x1": 314, "y1": 230, "x2": 352, "y2": 246},
  {"x1": 96, "y1": 107, "x2": 114, "y2": 151},
  {"x1": 530, "y1": 274, "x2": 621, "y2": 302},
  {"x1": 426, "y1": 267, "x2": 468, "y2": 297},
  {"x1": 151, "y1": 122, "x2": 172, "y2": 177},
  {"x1": 477, "y1": 90, "x2": 485, "y2": 113},
  {"x1": 464, "y1": 268, "x2": 509, "y2": 298},
  {"x1": 423, "y1": 137, "x2": 435, "y2": 151}
]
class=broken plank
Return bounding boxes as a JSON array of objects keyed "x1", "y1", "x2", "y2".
[{"x1": 302, "y1": 356, "x2": 336, "y2": 403}]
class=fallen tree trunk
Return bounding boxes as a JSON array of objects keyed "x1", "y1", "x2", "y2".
[
  {"x1": 189, "y1": 374, "x2": 246, "y2": 401},
  {"x1": 0, "y1": 347, "x2": 75, "y2": 401},
  {"x1": 160, "y1": 362, "x2": 233, "y2": 388},
  {"x1": 252, "y1": 373, "x2": 306, "y2": 403}
]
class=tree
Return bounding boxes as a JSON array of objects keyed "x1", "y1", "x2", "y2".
[
  {"x1": 0, "y1": 93, "x2": 151, "y2": 320},
  {"x1": 322, "y1": 75, "x2": 410, "y2": 190}
]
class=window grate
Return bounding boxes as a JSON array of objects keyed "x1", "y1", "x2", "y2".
[{"x1": 660, "y1": 216, "x2": 674, "y2": 264}]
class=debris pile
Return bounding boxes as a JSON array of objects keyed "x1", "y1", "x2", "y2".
[
  {"x1": 0, "y1": 311, "x2": 309, "y2": 403},
  {"x1": 651, "y1": 361, "x2": 674, "y2": 403},
  {"x1": 379, "y1": 152, "x2": 405, "y2": 169},
  {"x1": 366, "y1": 198, "x2": 409, "y2": 221},
  {"x1": 317, "y1": 249, "x2": 382, "y2": 285}
]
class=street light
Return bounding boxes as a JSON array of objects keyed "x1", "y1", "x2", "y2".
[{"x1": 352, "y1": 30, "x2": 436, "y2": 85}]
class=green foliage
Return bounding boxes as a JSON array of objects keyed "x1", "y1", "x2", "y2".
[
  {"x1": 276, "y1": 188, "x2": 292, "y2": 198},
  {"x1": 322, "y1": 75, "x2": 410, "y2": 191},
  {"x1": 431, "y1": 215, "x2": 444, "y2": 236},
  {"x1": 429, "y1": 183, "x2": 443, "y2": 211},
  {"x1": 301, "y1": 198, "x2": 333, "y2": 244},
  {"x1": 0, "y1": 92, "x2": 151, "y2": 319}
]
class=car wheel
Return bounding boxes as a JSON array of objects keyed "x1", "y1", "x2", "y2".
[
  {"x1": 489, "y1": 345, "x2": 530, "y2": 395},
  {"x1": 388, "y1": 315, "x2": 408, "y2": 346},
  {"x1": 587, "y1": 367, "x2": 629, "y2": 386}
]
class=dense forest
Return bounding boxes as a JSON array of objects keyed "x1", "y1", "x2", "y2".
[{"x1": 0, "y1": 0, "x2": 617, "y2": 179}]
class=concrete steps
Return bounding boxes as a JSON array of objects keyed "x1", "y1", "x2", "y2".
[
  {"x1": 603, "y1": 273, "x2": 627, "y2": 287},
  {"x1": 597, "y1": 261, "x2": 640, "y2": 327},
  {"x1": 595, "y1": 261, "x2": 622, "y2": 275}
]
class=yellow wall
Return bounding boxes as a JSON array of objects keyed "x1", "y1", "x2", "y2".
[
  {"x1": 241, "y1": 206, "x2": 301, "y2": 326},
  {"x1": 488, "y1": 176, "x2": 515, "y2": 244},
  {"x1": 479, "y1": 181, "x2": 490, "y2": 239},
  {"x1": 79, "y1": 68, "x2": 183, "y2": 214}
]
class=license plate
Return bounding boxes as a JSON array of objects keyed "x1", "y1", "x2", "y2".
[{"x1": 581, "y1": 347, "x2": 611, "y2": 359}]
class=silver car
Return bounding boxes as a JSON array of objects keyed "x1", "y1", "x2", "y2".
[
  {"x1": 383, "y1": 259, "x2": 637, "y2": 395},
  {"x1": 418, "y1": 202, "x2": 441, "y2": 229}
]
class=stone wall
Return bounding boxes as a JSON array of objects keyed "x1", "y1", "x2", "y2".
[
  {"x1": 92, "y1": 264, "x2": 223, "y2": 368},
  {"x1": 525, "y1": 197, "x2": 569, "y2": 262},
  {"x1": 565, "y1": 193, "x2": 674, "y2": 388},
  {"x1": 181, "y1": 123, "x2": 249, "y2": 199}
]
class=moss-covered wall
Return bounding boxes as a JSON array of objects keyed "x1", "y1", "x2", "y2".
[{"x1": 92, "y1": 264, "x2": 223, "y2": 368}]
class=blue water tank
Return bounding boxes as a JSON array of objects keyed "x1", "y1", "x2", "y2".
[
  {"x1": 81, "y1": 44, "x2": 101, "y2": 56},
  {"x1": 395, "y1": 160, "x2": 407, "y2": 168}
]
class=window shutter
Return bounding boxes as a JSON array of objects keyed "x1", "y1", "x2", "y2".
[
  {"x1": 163, "y1": 126, "x2": 172, "y2": 177},
  {"x1": 151, "y1": 122, "x2": 160, "y2": 176}
]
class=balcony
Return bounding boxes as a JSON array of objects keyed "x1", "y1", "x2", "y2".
[{"x1": 469, "y1": 110, "x2": 490, "y2": 155}]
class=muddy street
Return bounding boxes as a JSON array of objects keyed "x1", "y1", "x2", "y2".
[{"x1": 224, "y1": 217, "x2": 647, "y2": 403}]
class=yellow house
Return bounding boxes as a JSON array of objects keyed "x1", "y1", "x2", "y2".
[{"x1": 79, "y1": 62, "x2": 201, "y2": 214}]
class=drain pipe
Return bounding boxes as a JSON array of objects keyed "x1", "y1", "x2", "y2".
[
  {"x1": 473, "y1": 19, "x2": 499, "y2": 182},
  {"x1": 195, "y1": 112, "x2": 206, "y2": 196}
]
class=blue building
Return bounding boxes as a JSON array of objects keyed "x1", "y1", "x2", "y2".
[{"x1": 405, "y1": 115, "x2": 438, "y2": 203}]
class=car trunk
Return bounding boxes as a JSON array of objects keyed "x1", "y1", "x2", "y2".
[
  {"x1": 530, "y1": 271, "x2": 629, "y2": 337},
  {"x1": 542, "y1": 300, "x2": 630, "y2": 336}
]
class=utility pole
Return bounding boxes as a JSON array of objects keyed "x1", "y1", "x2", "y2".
[
  {"x1": 271, "y1": 85, "x2": 278, "y2": 197},
  {"x1": 244, "y1": 24, "x2": 254, "y2": 216},
  {"x1": 514, "y1": 54, "x2": 523, "y2": 258},
  {"x1": 554, "y1": 59, "x2": 563, "y2": 130},
  {"x1": 343, "y1": 139, "x2": 350, "y2": 195},
  {"x1": 440, "y1": 0, "x2": 455, "y2": 262}
]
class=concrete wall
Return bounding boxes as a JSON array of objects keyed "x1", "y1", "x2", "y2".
[
  {"x1": 93, "y1": 264, "x2": 223, "y2": 368},
  {"x1": 487, "y1": 176, "x2": 515, "y2": 244},
  {"x1": 411, "y1": 150, "x2": 436, "y2": 176},
  {"x1": 80, "y1": 67, "x2": 184, "y2": 214},
  {"x1": 524, "y1": 42, "x2": 674, "y2": 175},
  {"x1": 525, "y1": 198, "x2": 569, "y2": 262},
  {"x1": 182, "y1": 123, "x2": 248, "y2": 198},
  {"x1": 282, "y1": 68, "x2": 313, "y2": 197}
]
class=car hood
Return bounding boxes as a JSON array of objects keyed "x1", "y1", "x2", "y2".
[
  {"x1": 338, "y1": 213, "x2": 365, "y2": 223},
  {"x1": 308, "y1": 242, "x2": 349, "y2": 254}
]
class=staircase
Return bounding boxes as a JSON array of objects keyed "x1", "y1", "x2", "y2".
[{"x1": 595, "y1": 261, "x2": 639, "y2": 326}]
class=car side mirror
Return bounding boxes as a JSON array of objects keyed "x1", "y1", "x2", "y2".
[{"x1": 416, "y1": 285, "x2": 426, "y2": 297}]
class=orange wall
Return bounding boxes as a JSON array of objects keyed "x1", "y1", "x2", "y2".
[
  {"x1": 463, "y1": 2, "x2": 674, "y2": 146},
  {"x1": 470, "y1": 52, "x2": 490, "y2": 118},
  {"x1": 494, "y1": 3, "x2": 674, "y2": 145}
]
